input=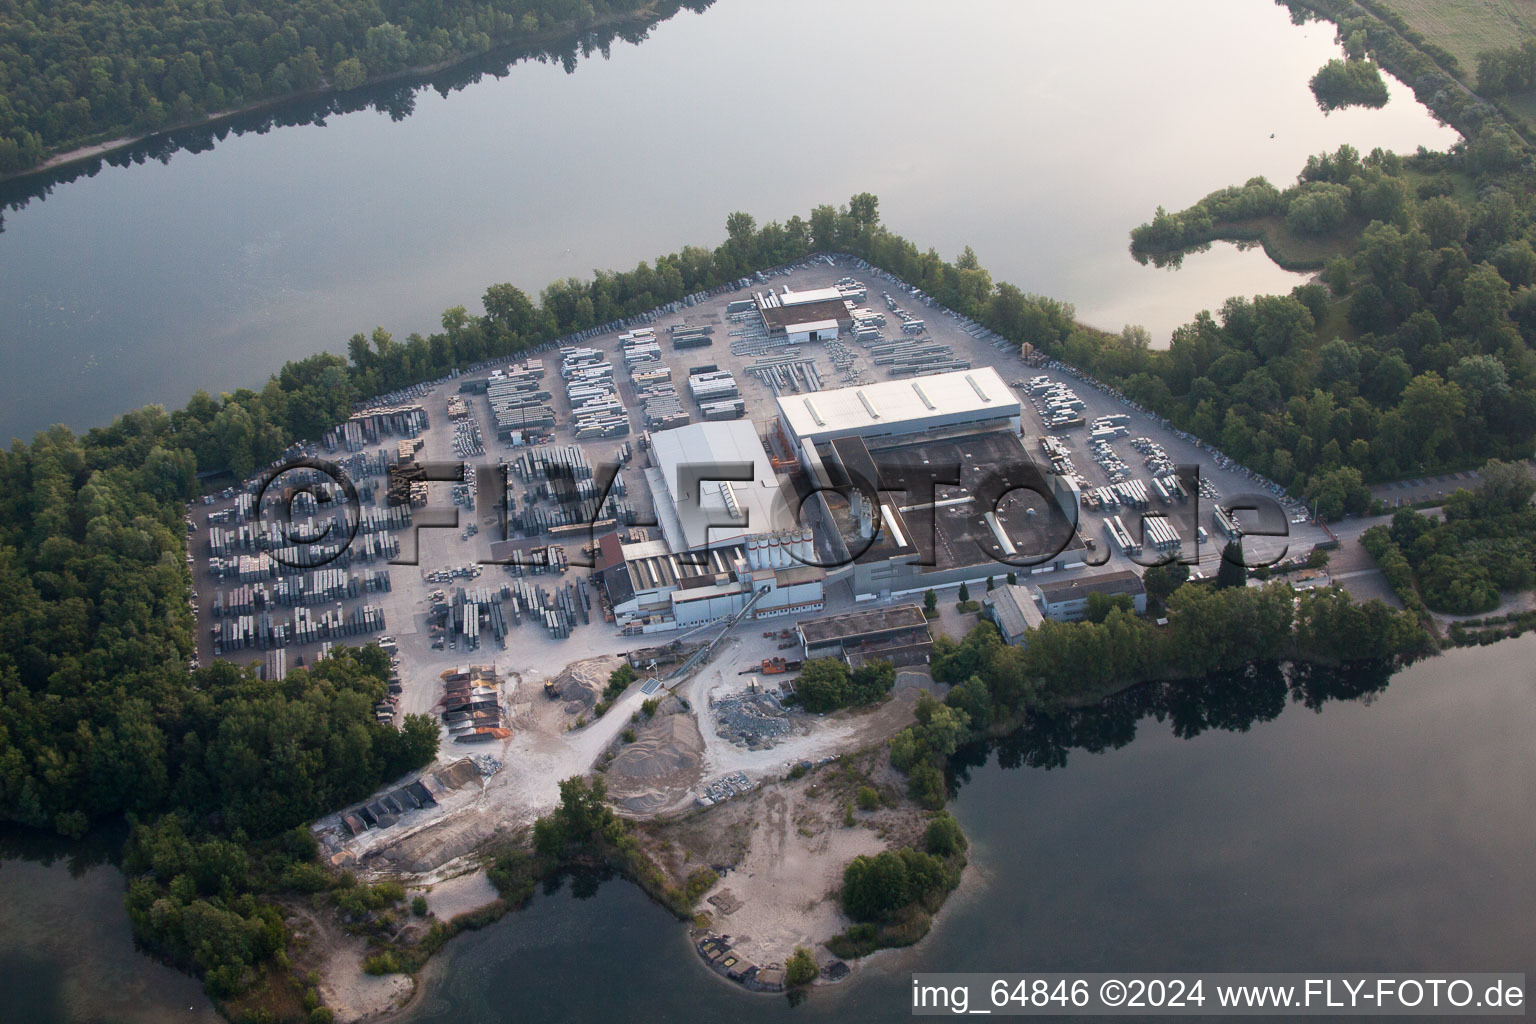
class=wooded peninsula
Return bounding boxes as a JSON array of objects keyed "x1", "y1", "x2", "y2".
[{"x1": 0, "y1": 0, "x2": 713, "y2": 176}]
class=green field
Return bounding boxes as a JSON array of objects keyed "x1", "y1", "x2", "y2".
[{"x1": 1377, "y1": 0, "x2": 1536, "y2": 75}]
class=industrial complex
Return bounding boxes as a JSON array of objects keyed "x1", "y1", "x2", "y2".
[{"x1": 182, "y1": 255, "x2": 1329, "y2": 909}]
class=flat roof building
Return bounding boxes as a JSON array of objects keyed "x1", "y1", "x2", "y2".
[
  {"x1": 755, "y1": 286, "x2": 854, "y2": 343},
  {"x1": 1034, "y1": 569, "x2": 1146, "y2": 621},
  {"x1": 647, "y1": 420, "x2": 791, "y2": 552},
  {"x1": 777, "y1": 366, "x2": 1021, "y2": 447},
  {"x1": 797, "y1": 603, "x2": 933, "y2": 666},
  {"x1": 597, "y1": 423, "x2": 825, "y2": 633}
]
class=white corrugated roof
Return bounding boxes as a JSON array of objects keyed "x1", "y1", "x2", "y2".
[
  {"x1": 649, "y1": 420, "x2": 786, "y2": 550},
  {"x1": 782, "y1": 318, "x2": 840, "y2": 334},
  {"x1": 779, "y1": 286, "x2": 843, "y2": 306},
  {"x1": 777, "y1": 366, "x2": 1019, "y2": 441}
]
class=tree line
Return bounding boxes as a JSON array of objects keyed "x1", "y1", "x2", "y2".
[
  {"x1": 888, "y1": 576, "x2": 1425, "y2": 808},
  {"x1": 1361, "y1": 459, "x2": 1536, "y2": 615},
  {"x1": 0, "y1": 410, "x2": 438, "y2": 1002},
  {"x1": 0, "y1": 0, "x2": 713, "y2": 175},
  {"x1": 953, "y1": 656, "x2": 1394, "y2": 778},
  {"x1": 1476, "y1": 38, "x2": 1536, "y2": 100},
  {"x1": 1119, "y1": 139, "x2": 1535, "y2": 509}
]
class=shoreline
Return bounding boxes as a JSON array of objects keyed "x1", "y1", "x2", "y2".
[
  {"x1": 0, "y1": 4, "x2": 664, "y2": 189},
  {"x1": 321, "y1": 715, "x2": 958, "y2": 1020}
]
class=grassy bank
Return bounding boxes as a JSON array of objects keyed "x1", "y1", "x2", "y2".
[{"x1": 1202, "y1": 213, "x2": 1362, "y2": 270}]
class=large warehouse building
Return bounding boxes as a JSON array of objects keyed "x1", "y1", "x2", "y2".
[
  {"x1": 756, "y1": 286, "x2": 856, "y2": 344},
  {"x1": 600, "y1": 420, "x2": 825, "y2": 632},
  {"x1": 646, "y1": 419, "x2": 791, "y2": 552},
  {"x1": 780, "y1": 366, "x2": 1084, "y2": 600},
  {"x1": 776, "y1": 366, "x2": 1021, "y2": 448}
]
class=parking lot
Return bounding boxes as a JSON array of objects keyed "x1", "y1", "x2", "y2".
[{"x1": 187, "y1": 254, "x2": 1339, "y2": 741}]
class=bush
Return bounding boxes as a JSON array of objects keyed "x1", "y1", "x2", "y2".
[
  {"x1": 603, "y1": 664, "x2": 638, "y2": 702},
  {"x1": 640, "y1": 698, "x2": 660, "y2": 718},
  {"x1": 1309, "y1": 58, "x2": 1390, "y2": 110},
  {"x1": 797, "y1": 658, "x2": 897, "y2": 712},
  {"x1": 826, "y1": 923, "x2": 879, "y2": 959},
  {"x1": 924, "y1": 812, "x2": 967, "y2": 857},
  {"x1": 309, "y1": 1009, "x2": 335, "y2": 1024},
  {"x1": 683, "y1": 868, "x2": 718, "y2": 904},
  {"x1": 1286, "y1": 182, "x2": 1352, "y2": 237},
  {"x1": 363, "y1": 952, "x2": 402, "y2": 975},
  {"x1": 841, "y1": 847, "x2": 956, "y2": 922},
  {"x1": 621, "y1": 728, "x2": 636, "y2": 744},
  {"x1": 785, "y1": 946, "x2": 819, "y2": 986},
  {"x1": 280, "y1": 861, "x2": 332, "y2": 893},
  {"x1": 856, "y1": 786, "x2": 880, "y2": 811},
  {"x1": 411, "y1": 895, "x2": 428, "y2": 917}
]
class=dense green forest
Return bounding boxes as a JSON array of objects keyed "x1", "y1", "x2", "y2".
[
  {"x1": 1361, "y1": 460, "x2": 1536, "y2": 614},
  {"x1": 1310, "y1": 57, "x2": 1390, "y2": 110},
  {"x1": 1122, "y1": 139, "x2": 1535, "y2": 508},
  {"x1": 0, "y1": 0, "x2": 711, "y2": 174},
  {"x1": 0, "y1": 415, "x2": 438, "y2": 1001}
]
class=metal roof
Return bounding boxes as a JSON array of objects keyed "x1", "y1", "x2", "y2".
[
  {"x1": 986, "y1": 584, "x2": 1045, "y2": 641},
  {"x1": 648, "y1": 420, "x2": 787, "y2": 551},
  {"x1": 781, "y1": 318, "x2": 840, "y2": 335},
  {"x1": 778, "y1": 286, "x2": 843, "y2": 305},
  {"x1": 798, "y1": 603, "x2": 929, "y2": 646},
  {"x1": 1035, "y1": 569, "x2": 1145, "y2": 601},
  {"x1": 776, "y1": 366, "x2": 1019, "y2": 442}
]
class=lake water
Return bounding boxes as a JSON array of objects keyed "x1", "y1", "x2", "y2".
[
  {"x1": 0, "y1": 0, "x2": 1456, "y2": 444},
  {"x1": 0, "y1": 832, "x2": 221, "y2": 1024},
  {"x1": 0, "y1": 2, "x2": 1502, "y2": 1019},
  {"x1": 399, "y1": 642, "x2": 1536, "y2": 1023},
  {"x1": 7, "y1": 638, "x2": 1533, "y2": 1021}
]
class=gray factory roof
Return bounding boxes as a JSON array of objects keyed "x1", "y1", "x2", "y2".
[
  {"x1": 985, "y1": 584, "x2": 1045, "y2": 642},
  {"x1": 1036, "y1": 569, "x2": 1145, "y2": 602},
  {"x1": 759, "y1": 298, "x2": 851, "y2": 333},
  {"x1": 648, "y1": 420, "x2": 788, "y2": 551},
  {"x1": 798, "y1": 603, "x2": 929, "y2": 647},
  {"x1": 777, "y1": 366, "x2": 1019, "y2": 443}
]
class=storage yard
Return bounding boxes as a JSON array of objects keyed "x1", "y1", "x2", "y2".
[{"x1": 180, "y1": 255, "x2": 1338, "y2": 890}]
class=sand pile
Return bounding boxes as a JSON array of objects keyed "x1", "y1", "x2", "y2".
[{"x1": 604, "y1": 710, "x2": 705, "y2": 813}]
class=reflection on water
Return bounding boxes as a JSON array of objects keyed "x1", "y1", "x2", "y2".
[
  {"x1": 0, "y1": 1, "x2": 713, "y2": 226},
  {"x1": 4, "y1": 642, "x2": 1532, "y2": 1023},
  {"x1": 0, "y1": 830, "x2": 220, "y2": 1024},
  {"x1": 0, "y1": 0, "x2": 1457, "y2": 443},
  {"x1": 405, "y1": 640, "x2": 1536, "y2": 1022}
]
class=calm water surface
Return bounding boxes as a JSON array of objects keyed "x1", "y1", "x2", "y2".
[
  {"x1": 0, "y1": 0, "x2": 1456, "y2": 443},
  {"x1": 6, "y1": 637, "x2": 1533, "y2": 1022},
  {"x1": 0, "y1": 3, "x2": 1503, "y2": 1019},
  {"x1": 0, "y1": 847, "x2": 220, "y2": 1024},
  {"x1": 399, "y1": 640, "x2": 1536, "y2": 1022}
]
